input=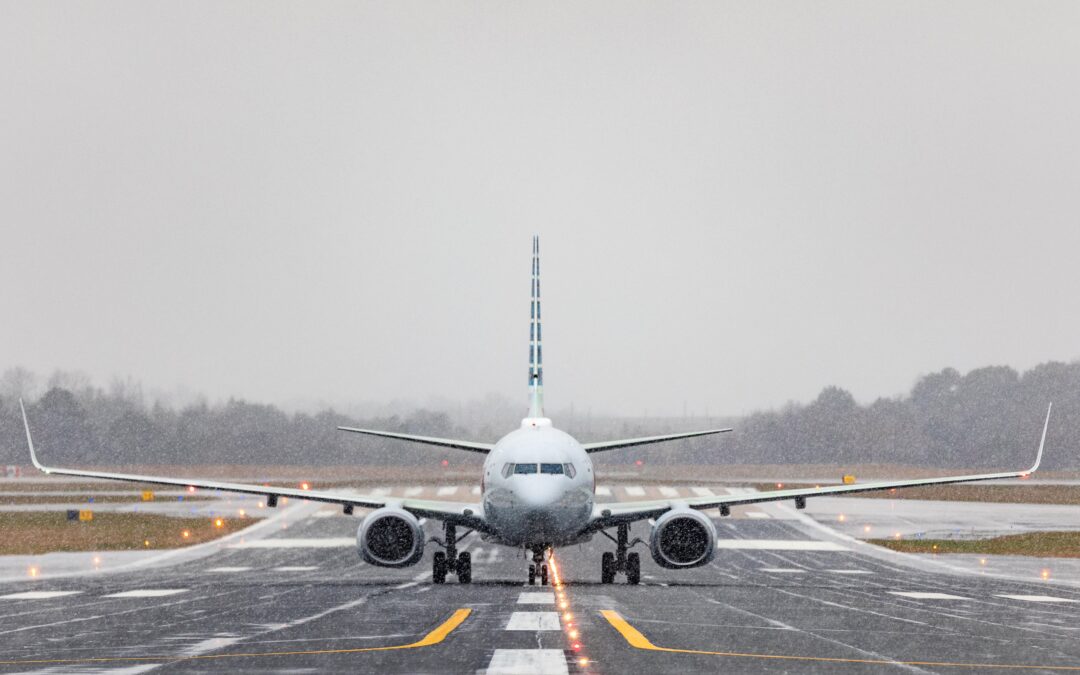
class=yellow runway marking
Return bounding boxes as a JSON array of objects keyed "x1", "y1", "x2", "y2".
[
  {"x1": 600, "y1": 610, "x2": 1080, "y2": 671},
  {"x1": 0, "y1": 608, "x2": 470, "y2": 667}
]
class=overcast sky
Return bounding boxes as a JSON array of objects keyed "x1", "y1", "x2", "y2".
[{"x1": 2, "y1": 2, "x2": 1079, "y2": 418}]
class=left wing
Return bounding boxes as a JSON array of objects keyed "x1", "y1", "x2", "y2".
[
  {"x1": 584, "y1": 403, "x2": 1051, "y2": 532},
  {"x1": 20, "y1": 400, "x2": 490, "y2": 532},
  {"x1": 337, "y1": 426, "x2": 494, "y2": 454}
]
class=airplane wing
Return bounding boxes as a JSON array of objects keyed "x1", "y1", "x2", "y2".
[
  {"x1": 20, "y1": 400, "x2": 490, "y2": 532},
  {"x1": 337, "y1": 426, "x2": 494, "y2": 454},
  {"x1": 581, "y1": 428, "x2": 732, "y2": 453},
  {"x1": 584, "y1": 403, "x2": 1051, "y2": 532}
]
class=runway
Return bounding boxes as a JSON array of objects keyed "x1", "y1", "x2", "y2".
[{"x1": 3, "y1": 492, "x2": 1080, "y2": 674}]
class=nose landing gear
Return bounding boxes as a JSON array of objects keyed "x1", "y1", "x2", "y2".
[
  {"x1": 527, "y1": 546, "x2": 551, "y2": 585},
  {"x1": 600, "y1": 523, "x2": 643, "y2": 584},
  {"x1": 431, "y1": 522, "x2": 472, "y2": 584}
]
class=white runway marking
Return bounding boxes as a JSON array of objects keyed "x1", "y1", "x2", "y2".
[
  {"x1": 436, "y1": 486, "x2": 458, "y2": 496},
  {"x1": 371, "y1": 487, "x2": 392, "y2": 496},
  {"x1": 471, "y1": 485, "x2": 482, "y2": 495},
  {"x1": 505, "y1": 611, "x2": 561, "y2": 630},
  {"x1": 517, "y1": 592, "x2": 556, "y2": 604},
  {"x1": 624, "y1": 486, "x2": 646, "y2": 497},
  {"x1": 230, "y1": 538, "x2": 354, "y2": 548},
  {"x1": 996, "y1": 594, "x2": 1077, "y2": 603},
  {"x1": 745, "y1": 511, "x2": 771, "y2": 519},
  {"x1": 595, "y1": 486, "x2": 612, "y2": 496},
  {"x1": 658, "y1": 486, "x2": 680, "y2": 498},
  {"x1": 0, "y1": 591, "x2": 81, "y2": 600},
  {"x1": 105, "y1": 589, "x2": 188, "y2": 598},
  {"x1": 889, "y1": 592, "x2": 968, "y2": 600},
  {"x1": 312, "y1": 510, "x2": 337, "y2": 518},
  {"x1": 486, "y1": 649, "x2": 568, "y2": 675},
  {"x1": 206, "y1": 566, "x2": 251, "y2": 573},
  {"x1": 404, "y1": 487, "x2": 423, "y2": 496},
  {"x1": 760, "y1": 568, "x2": 806, "y2": 573},
  {"x1": 828, "y1": 569, "x2": 872, "y2": 574},
  {"x1": 691, "y1": 487, "x2": 715, "y2": 497},
  {"x1": 715, "y1": 539, "x2": 848, "y2": 551},
  {"x1": 274, "y1": 566, "x2": 319, "y2": 572}
]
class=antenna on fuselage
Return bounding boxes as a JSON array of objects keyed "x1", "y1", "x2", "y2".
[{"x1": 526, "y1": 234, "x2": 545, "y2": 421}]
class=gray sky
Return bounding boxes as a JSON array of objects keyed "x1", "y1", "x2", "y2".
[{"x1": 2, "y1": 2, "x2": 1079, "y2": 418}]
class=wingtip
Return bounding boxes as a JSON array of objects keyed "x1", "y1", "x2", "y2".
[
  {"x1": 18, "y1": 398, "x2": 48, "y2": 473},
  {"x1": 1025, "y1": 402, "x2": 1052, "y2": 476}
]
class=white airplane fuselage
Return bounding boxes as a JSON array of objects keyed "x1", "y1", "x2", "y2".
[{"x1": 481, "y1": 418, "x2": 594, "y2": 547}]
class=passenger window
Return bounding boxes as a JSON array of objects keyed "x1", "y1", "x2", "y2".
[
  {"x1": 502, "y1": 463, "x2": 514, "y2": 478},
  {"x1": 513, "y1": 463, "x2": 538, "y2": 475},
  {"x1": 563, "y1": 463, "x2": 576, "y2": 478},
  {"x1": 540, "y1": 463, "x2": 563, "y2": 475}
]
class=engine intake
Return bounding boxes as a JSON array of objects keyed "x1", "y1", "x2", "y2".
[
  {"x1": 649, "y1": 508, "x2": 716, "y2": 569},
  {"x1": 357, "y1": 507, "x2": 424, "y2": 568}
]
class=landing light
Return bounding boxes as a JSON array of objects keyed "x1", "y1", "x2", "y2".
[
  {"x1": 837, "y1": 514, "x2": 846, "y2": 522},
  {"x1": 569, "y1": 629, "x2": 579, "y2": 639},
  {"x1": 187, "y1": 486, "x2": 196, "y2": 493},
  {"x1": 301, "y1": 482, "x2": 310, "y2": 491},
  {"x1": 441, "y1": 459, "x2": 449, "y2": 467},
  {"x1": 1042, "y1": 569, "x2": 1051, "y2": 580},
  {"x1": 182, "y1": 530, "x2": 191, "y2": 539},
  {"x1": 214, "y1": 518, "x2": 224, "y2": 528},
  {"x1": 563, "y1": 612, "x2": 573, "y2": 621},
  {"x1": 578, "y1": 658, "x2": 589, "y2": 667},
  {"x1": 560, "y1": 601, "x2": 568, "y2": 609},
  {"x1": 28, "y1": 566, "x2": 38, "y2": 577}
]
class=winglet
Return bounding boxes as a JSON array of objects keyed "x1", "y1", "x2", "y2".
[
  {"x1": 19, "y1": 398, "x2": 49, "y2": 473},
  {"x1": 1025, "y1": 402, "x2": 1051, "y2": 475}
]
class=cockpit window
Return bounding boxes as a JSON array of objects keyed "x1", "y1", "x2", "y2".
[
  {"x1": 502, "y1": 463, "x2": 514, "y2": 479},
  {"x1": 563, "y1": 463, "x2": 576, "y2": 478},
  {"x1": 513, "y1": 463, "x2": 538, "y2": 475},
  {"x1": 540, "y1": 463, "x2": 563, "y2": 475}
]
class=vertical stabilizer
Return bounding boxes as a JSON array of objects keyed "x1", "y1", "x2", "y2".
[{"x1": 527, "y1": 235, "x2": 545, "y2": 420}]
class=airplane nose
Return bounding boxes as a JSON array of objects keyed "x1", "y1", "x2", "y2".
[{"x1": 514, "y1": 478, "x2": 563, "y2": 509}]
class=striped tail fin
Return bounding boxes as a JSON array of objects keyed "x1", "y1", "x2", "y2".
[{"x1": 527, "y1": 235, "x2": 545, "y2": 419}]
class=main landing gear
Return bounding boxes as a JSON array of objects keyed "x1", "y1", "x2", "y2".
[
  {"x1": 432, "y1": 522, "x2": 471, "y2": 584},
  {"x1": 527, "y1": 546, "x2": 551, "y2": 586},
  {"x1": 600, "y1": 523, "x2": 643, "y2": 585}
]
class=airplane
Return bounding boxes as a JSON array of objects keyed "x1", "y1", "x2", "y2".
[{"x1": 19, "y1": 235, "x2": 1052, "y2": 586}]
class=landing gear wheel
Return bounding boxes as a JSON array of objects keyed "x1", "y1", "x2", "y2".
[
  {"x1": 528, "y1": 564, "x2": 537, "y2": 586},
  {"x1": 601, "y1": 551, "x2": 615, "y2": 584},
  {"x1": 433, "y1": 551, "x2": 448, "y2": 584},
  {"x1": 626, "y1": 552, "x2": 641, "y2": 585},
  {"x1": 540, "y1": 563, "x2": 549, "y2": 586},
  {"x1": 457, "y1": 552, "x2": 472, "y2": 584}
]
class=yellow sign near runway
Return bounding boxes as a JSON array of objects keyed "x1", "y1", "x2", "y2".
[
  {"x1": 141, "y1": 490, "x2": 154, "y2": 501},
  {"x1": 78, "y1": 510, "x2": 93, "y2": 522}
]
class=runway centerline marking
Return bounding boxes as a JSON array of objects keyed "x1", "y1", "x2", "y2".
[
  {"x1": 828, "y1": 569, "x2": 872, "y2": 574},
  {"x1": 104, "y1": 590, "x2": 188, "y2": 598},
  {"x1": 403, "y1": 487, "x2": 423, "y2": 496},
  {"x1": 659, "y1": 486, "x2": 680, "y2": 498},
  {"x1": 624, "y1": 486, "x2": 646, "y2": 496},
  {"x1": 207, "y1": 567, "x2": 251, "y2": 573},
  {"x1": 996, "y1": 595, "x2": 1077, "y2": 603},
  {"x1": 600, "y1": 610, "x2": 1080, "y2": 670},
  {"x1": 273, "y1": 566, "x2": 319, "y2": 572},
  {"x1": 889, "y1": 592, "x2": 969, "y2": 600},
  {"x1": 0, "y1": 591, "x2": 82, "y2": 600},
  {"x1": 760, "y1": 568, "x2": 806, "y2": 574},
  {"x1": 506, "y1": 611, "x2": 560, "y2": 630},
  {"x1": 517, "y1": 592, "x2": 556, "y2": 604},
  {"x1": 715, "y1": 539, "x2": 848, "y2": 551},
  {"x1": 745, "y1": 511, "x2": 771, "y2": 519},
  {"x1": 229, "y1": 537, "x2": 353, "y2": 548},
  {"x1": 436, "y1": 486, "x2": 458, "y2": 496},
  {"x1": 486, "y1": 648, "x2": 568, "y2": 674},
  {"x1": 0, "y1": 608, "x2": 472, "y2": 667},
  {"x1": 595, "y1": 486, "x2": 612, "y2": 496}
]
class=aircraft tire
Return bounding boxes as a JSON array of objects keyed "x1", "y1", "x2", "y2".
[
  {"x1": 457, "y1": 552, "x2": 472, "y2": 584},
  {"x1": 601, "y1": 552, "x2": 615, "y2": 584},
  {"x1": 626, "y1": 552, "x2": 641, "y2": 585},
  {"x1": 433, "y1": 551, "x2": 448, "y2": 584}
]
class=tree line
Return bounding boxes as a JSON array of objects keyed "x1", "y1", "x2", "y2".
[{"x1": 1, "y1": 362, "x2": 1077, "y2": 470}]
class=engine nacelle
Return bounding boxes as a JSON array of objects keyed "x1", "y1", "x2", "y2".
[
  {"x1": 357, "y1": 507, "x2": 425, "y2": 568},
  {"x1": 649, "y1": 508, "x2": 716, "y2": 569}
]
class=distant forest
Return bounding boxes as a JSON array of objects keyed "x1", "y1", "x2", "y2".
[{"x1": 0, "y1": 362, "x2": 1077, "y2": 470}]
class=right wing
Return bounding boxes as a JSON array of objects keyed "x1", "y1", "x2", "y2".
[
  {"x1": 337, "y1": 426, "x2": 493, "y2": 454},
  {"x1": 584, "y1": 403, "x2": 1052, "y2": 532},
  {"x1": 581, "y1": 428, "x2": 732, "y2": 453},
  {"x1": 21, "y1": 400, "x2": 491, "y2": 532}
]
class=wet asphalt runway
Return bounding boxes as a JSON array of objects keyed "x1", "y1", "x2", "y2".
[{"x1": 3, "y1": 503, "x2": 1080, "y2": 674}]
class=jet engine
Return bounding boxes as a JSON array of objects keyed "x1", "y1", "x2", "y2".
[
  {"x1": 357, "y1": 507, "x2": 425, "y2": 568},
  {"x1": 649, "y1": 508, "x2": 716, "y2": 569}
]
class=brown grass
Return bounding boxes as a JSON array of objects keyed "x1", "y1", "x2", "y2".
[
  {"x1": 0, "y1": 495, "x2": 215, "y2": 505},
  {"x1": 0, "y1": 512, "x2": 254, "y2": 555},
  {"x1": 870, "y1": 531, "x2": 1080, "y2": 558}
]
